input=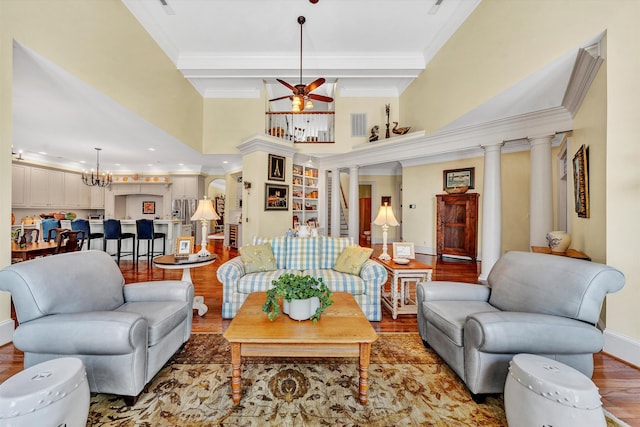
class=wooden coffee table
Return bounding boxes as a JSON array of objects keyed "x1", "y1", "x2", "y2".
[{"x1": 223, "y1": 292, "x2": 378, "y2": 405}]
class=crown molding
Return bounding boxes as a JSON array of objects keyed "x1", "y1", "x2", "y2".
[
  {"x1": 237, "y1": 134, "x2": 297, "y2": 158},
  {"x1": 319, "y1": 108, "x2": 573, "y2": 170}
]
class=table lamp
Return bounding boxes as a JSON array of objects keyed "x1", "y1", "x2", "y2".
[
  {"x1": 191, "y1": 197, "x2": 220, "y2": 258},
  {"x1": 373, "y1": 202, "x2": 399, "y2": 260}
]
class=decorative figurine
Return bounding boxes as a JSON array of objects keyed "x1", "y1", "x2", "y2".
[
  {"x1": 369, "y1": 125, "x2": 379, "y2": 142},
  {"x1": 392, "y1": 122, "x2": 411, "y2": 135},
  {"x1": 385, "y1": 104, "x2": 391, "y2": 139}
]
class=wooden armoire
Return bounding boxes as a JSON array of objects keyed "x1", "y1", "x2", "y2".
[{"x1": 436, "y1": 193, "x2": 479, "y2": 261}]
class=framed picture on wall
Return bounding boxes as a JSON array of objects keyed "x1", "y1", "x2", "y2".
[
  {"x1": 573, "y1": 144, "x2": 590, "y2": 218},
  {"x1": 265, "y1": 183, "x2": 289, "y2": 211},
  {"x1": 268, "y1": 154, "x2": 286, "y2": 181},
  {"x1": 443, "y1": 167, "x2": 475, "y2": 190},
  {"x1": 142, "y1": 201, "x2": 155, "y2": 215}
]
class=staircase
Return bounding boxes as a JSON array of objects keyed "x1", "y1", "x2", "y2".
[{"x1": 327, "y1": 173, "x2": 349, "y2": 237}]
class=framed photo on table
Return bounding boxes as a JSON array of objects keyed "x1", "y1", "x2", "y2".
[
  {"x1": 268, "y1": 154, "x2": 286, "y2": 181},
  {"x1": 175, "y1": 236, "x2": 194, "y2": 259},
  {"x1": 393, "y1": 242, "x2": 415, "y2": 259}
]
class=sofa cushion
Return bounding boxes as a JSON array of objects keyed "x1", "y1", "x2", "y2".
[
  {"x1": 237, "y1": 269, "x2": 301, "y2": 293},
  {"x1": 333, "y1": 246, "x2": 373, "y2": 275},
  {"x1": 319, "y1": 236, "x2": 354, "y2": 269},
  {"x1": 286, "y1": 237, "x2": 320, "y2": 270},
  {"x1": 424, "y1": 300, "x2": 499, "y2": 346},
  {"x1": 239, "y1": 243, "x2": 278, "y2": 273},
  {"x1": 253, "y1": 236, "x2": 288, "y2": 269},
  {"x1": 305, "y1": 268, "x2": 366, "y2": 295},
  {"x1": 116, "y1": 301, "x2": 189, "y2": 346}
]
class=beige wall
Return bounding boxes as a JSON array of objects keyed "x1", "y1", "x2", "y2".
[
  {"x1": 401, "y1": 0, "x2": 640, "y2": 346},
  {"x1": 203, "y1": 98, "x2": 266, "y2": 154},
  {"x1": 241, "y1": 152, "x2": 292, "y2": 243}
]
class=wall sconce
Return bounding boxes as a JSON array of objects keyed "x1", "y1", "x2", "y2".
[{"x1": 244, "y1": 182, "x2": 252, "y2": 190}]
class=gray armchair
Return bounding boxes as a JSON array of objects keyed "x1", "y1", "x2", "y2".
[
  {"x1": 416, "y1": 251, "x2": 624, "y2": 401},
  {"x1": 0, "y1": 250, "x2": 194, "y2": 403}
]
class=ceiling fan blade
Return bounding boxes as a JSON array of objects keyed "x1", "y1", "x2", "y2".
[
  {"x1": 308, "y1": 93, "x2": 334, "y2": 103},
  {"x1": 268, "y1": 95, "x2": 292, "y2": 102},
  {"x1": 305, "y1": 78, "x2": 325, "y2": 93},
  {"x1": 276, "y1": 79, "x2": 296, "y2": 91}
]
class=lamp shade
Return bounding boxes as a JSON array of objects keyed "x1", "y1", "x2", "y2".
[
  {"x1": 191, "y1": 198, "x2": 220, "y2": 221},
  {"x1": 373, "y1": 203, "x2": 399, "y2": 227}
]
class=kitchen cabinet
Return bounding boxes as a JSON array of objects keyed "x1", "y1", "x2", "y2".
[
  {"x1": 171, "y1": 175, "x2": 203, "y2": 199},
  {"x1": 64, "y1": 172, "x2": 90, "y2": 207},
  {"x1": 436, "y1": 193, "x2": 479, "y2": 261},
  {"x1": 292, "y1": 164, "x2": 319, "y2": 229},
  {"x1": 11, "y1": 164, "x2": 29, "y2": 207},
  {"x1": 30, "y1": 168, "x2": 64, "y2": 208},
  {"x1": 90, "y1": 186, "x2": 105, "y2": 209}
]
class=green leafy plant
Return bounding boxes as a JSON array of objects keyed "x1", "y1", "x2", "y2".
[{"x1": 262, "y1": 273, "x2": 333, "y2": 322}]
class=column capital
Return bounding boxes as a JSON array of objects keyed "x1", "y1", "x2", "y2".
[
  {"x1": 527, "y1": 134, "x2": 555, "y2": 146},
  {"x1": 481, "y1": 142, "x2": 505, "y2": 151}
]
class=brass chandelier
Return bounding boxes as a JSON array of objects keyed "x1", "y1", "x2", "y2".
[{"x1": 81, "y1": 147, "x2": 112, "y2": 188}]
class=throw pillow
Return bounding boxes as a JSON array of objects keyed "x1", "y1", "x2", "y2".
[
  {"x1": 333, "y1": 246, "x2": 374, "y2": 275},
  {"x1": 240, "y1": 243, "x2": 278, "y2": 274}
]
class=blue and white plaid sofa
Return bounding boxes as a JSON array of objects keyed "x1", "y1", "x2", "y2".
[{"x1": 216, "y1": 236, "x2": 388, "y2": 321}]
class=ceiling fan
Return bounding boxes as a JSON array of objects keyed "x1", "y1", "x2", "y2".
[{"x1": 269, "y1": 16, "x2": 333, "y2": 111}]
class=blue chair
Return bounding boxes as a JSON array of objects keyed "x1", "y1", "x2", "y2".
[
  {"x1": 41, "y1": 219, "x2": 60, "y2": 242},
  {"x1": 103, "y1": 219, "x2": 135, "y2": 265},
  {"x1": 71, "y1": 219, "x2": 104, "y2": 250},
  {"x1": 135, "y1": 219, "x2": 166, "y2": 265}
]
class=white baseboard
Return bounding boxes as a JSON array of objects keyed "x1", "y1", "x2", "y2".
[
  {"x1": 0, "y1": 319, "x2": 14, "y2": 347},
  {"x1": 603, "y1": 328, "x2": 640, "y2": 368}
]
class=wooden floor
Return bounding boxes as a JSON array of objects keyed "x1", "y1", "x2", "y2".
[{"x1": 1, "y1": 240, "x2": 639, "y2": 426}]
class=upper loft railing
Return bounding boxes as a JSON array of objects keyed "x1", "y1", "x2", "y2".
[{"x1": 265, "y1": 111, "x2": 335, "y2": 143}]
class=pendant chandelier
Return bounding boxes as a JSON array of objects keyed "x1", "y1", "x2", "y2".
[{"x1": 82, "y1": 147, "x2": 112, "y2": 188}]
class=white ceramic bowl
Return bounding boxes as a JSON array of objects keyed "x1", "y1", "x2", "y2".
[{"x1": 393, "y1": 258, "x2": 410, "y2": 265}]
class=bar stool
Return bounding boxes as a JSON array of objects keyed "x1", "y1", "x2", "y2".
[
  {"x1": 71, "y1": 219, "x2": 103, "y2": 250},
  {"x1": 103, "y1": 219, "x2": 135, "y2": 265},
  {"x1": 41, "y1": 219, "x2": 61, "y2": 242},
  {"x1": 135, "y1": 219, "x2": 166, "y2": 266}
]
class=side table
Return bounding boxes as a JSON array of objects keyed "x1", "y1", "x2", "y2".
[
  {"x1": 377, "y1": 258, "x2": 433, "y2": 319},
  {"x1": 153, "y1": 254, "x2": 217, "y2": 316},
  {"x1": 530, "y1": 246, "x2": 591, "y2": 261}
]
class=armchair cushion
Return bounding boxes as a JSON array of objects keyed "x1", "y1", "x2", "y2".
[
  {"x1": 116, "y1": 301, "x2": 189, "y2": 346},
  {"x1": 425, "y1": 301, "x2": 499, "y2": 346}
]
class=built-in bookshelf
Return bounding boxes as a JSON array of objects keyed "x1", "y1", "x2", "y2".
[{"x1": 292, "y1": 164, "x2": 318, "y2": 229}]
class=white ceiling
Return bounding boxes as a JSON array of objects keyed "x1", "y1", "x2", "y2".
[{"x1": 11, "y1": 0, "x2": 481, "y2": 175}]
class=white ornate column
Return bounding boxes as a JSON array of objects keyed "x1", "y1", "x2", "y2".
[
  {"x1": 529, "y1": 135, "x2": 554, "y2": 248},
  {"x1": 331, "y1": 168, "x2": 341, "y2": 237},
  {"x1": 348, "y1": 166, "x2": 359, "y2": 243},
  {"x1": 479, "y1": 143, "x2": 504, "y2": 283}
]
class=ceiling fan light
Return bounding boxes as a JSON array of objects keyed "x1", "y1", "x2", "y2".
[
  {"x1": 305, "y1": 99, "x2": 314, "y2": 110},
  {"x1": 292, "y1": 103, "x2": 301, "y2": 113},
  {"x1": 292, "y1": 95, "x2": 302, "y2": 106}
]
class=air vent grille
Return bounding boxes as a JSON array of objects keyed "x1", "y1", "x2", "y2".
[{"x1": 350, "y1": 113, "x2": 367, "y2": 137}]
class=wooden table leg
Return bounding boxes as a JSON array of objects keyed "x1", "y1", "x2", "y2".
[
  {"x1": 230, "y1": 342, "x2": 242, "y2": 404},
  {"x1": 358, "y1": 342, "x2": 372, "y2": 404}
]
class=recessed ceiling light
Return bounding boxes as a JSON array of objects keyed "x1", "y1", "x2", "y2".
[
  {"x1": 223, "y1": 161, "x2": 228, "y2": 164},
  {"x1": 147, "y1": 164, "x2": 153, "y2": 167},
  {"x1": 148, "y1": 148, "x2": 155, "y2": 151},
  {"x1": 115, "y1": 163, "x2": 121, "y2": 166},
  {"x1": 178, "y1": 163, "x2": 184, "y2": 166},
  {"x1": 38, "y1": 151, "x2": 47, "y2": 155},
  {"x1": 80, "y1": 160, "x2": 86, "y2": 164}
]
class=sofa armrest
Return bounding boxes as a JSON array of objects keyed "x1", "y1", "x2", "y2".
[
  {"x1": 124, "y1": 280, "x2": 194, "y2": 303},
  {"x1": 465, "y1": 311, "x2": 604, "y2": 354},
  {"x1": 360, "y1": 259, "x2": 387, "y2": 288},
  {"x1": 13, "y1": 311, "x2": 148, "y2": 355},
  {"x1": 417, "y1": 282, "x2": 491, "y2": 303},
  {"x1": 216, "y1": 257, "x2": 246, "y2": 302}
]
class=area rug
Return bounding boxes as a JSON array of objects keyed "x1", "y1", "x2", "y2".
[{"x1": 87, "y1": 333, "x2": 625, "y2": 427}]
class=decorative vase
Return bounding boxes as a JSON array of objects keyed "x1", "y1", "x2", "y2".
[
  {"x1": 444, "y1": 185, "x2": 469, "y2": 194},
  {"x1": 283, "y1": 297, "x2": 320, "y2": 321},
  {"x1": 297, "y1": 225, "x2": 310, "y2": 238},
  {"x1": 546, "y1": 231, "x2": 571, "y2": 253}
]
